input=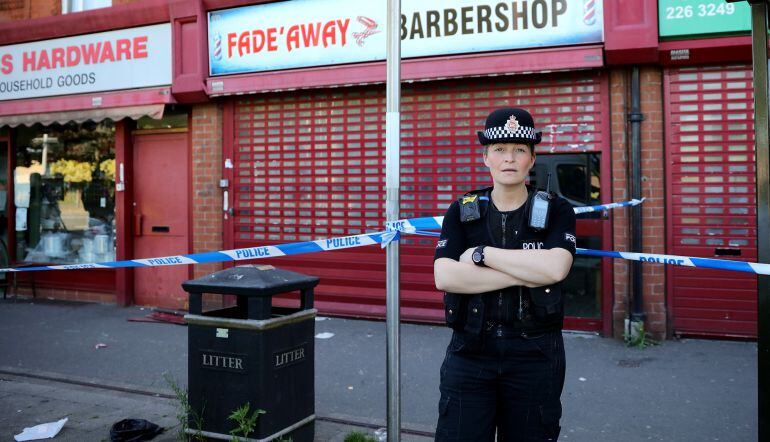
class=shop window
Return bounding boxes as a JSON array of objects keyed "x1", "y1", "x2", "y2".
[
  {"x1": 528, "y1": 153, "x2": 600, "y2": 207},
  {"x1": 0, "y1": 136, "x2": 8, "y2": 267},
  {"x1": 557, "y1": 164, "x2": 589, "y2": 204},
  {"x1": 13, "y1": 121, "x2": 116, "y2": 264},
  {"x1": 62, "y1": 0, "x2": 111, "y2": 14}
]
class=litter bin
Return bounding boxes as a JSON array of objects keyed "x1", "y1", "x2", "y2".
[{"x1": 182, "y1": 264, "x2": 319, "y2": 441}]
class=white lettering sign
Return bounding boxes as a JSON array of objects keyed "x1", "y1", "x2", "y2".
[
  {"x1": 201, "y1": 352, "x2": 246, "y2": 372},
  {"x1": 208, "y1": 0, "x2": 604, "y2": 75},
  {"x1": 273, "y1": 345, "x2": 307, "y2": 369},
  {"x1": 0, "y1": 24, "x2": 171, "y2": 101}
]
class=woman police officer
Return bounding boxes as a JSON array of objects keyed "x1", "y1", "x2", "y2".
[{"x1": 433, "y1": 108, "x2": 577, "y2": 441}]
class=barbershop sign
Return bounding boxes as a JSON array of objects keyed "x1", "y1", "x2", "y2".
[
  {"x1": 0, "y1": 23, "x2": 171, "y2": 101},
  {"x1": 208, "y1": 0, "x2": 604, "y2": 75}
]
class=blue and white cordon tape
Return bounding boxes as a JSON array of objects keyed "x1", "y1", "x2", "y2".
[
  {"x1": 1, "y1": 198, "x2": 768, "y2": 276},
  {"x1": 0, "y1": 232, "x2": 389, "y2": 273},
  {"x1": 396, "y1": 229, "x2": 770, "y2": 275},
  {"x1": 573, "y1": 198, "x2": 645, "y2": 214},
  {"x1": 385, "y1": 197, "x2": 767, "y2": 276},
  {"x1": 577, "y1": 249, "x2": 770, "y2": 275},
  {"x1": 384, "y1": 198, "x2": 646, "y2": 236}
]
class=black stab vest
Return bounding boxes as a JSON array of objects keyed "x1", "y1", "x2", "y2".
[{"x1": 444, "y1": 187, "x2": 564, "y2": 336}]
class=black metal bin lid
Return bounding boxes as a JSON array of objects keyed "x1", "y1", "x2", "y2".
[{"x1": 181, "y1": 265, "x2": 319, "y2": 297}]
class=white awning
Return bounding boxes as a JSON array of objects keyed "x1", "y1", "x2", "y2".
[{"x1": 0, "y1": 104, "x2": 165, "y2": 127}]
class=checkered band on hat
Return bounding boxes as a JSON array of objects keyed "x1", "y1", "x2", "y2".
[{"x1": 482, "y1": 125, "x2": 538, "y2": 142}]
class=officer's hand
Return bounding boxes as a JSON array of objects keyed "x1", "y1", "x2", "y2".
[{"x1": 459, "y1": 247, "x2": 475, "y2": 264}]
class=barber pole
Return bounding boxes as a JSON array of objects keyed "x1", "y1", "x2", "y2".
[
  {"x1": 213, "y1": 33, "x2": 222, "y2": 60},
  {"x1": 583, "y1": 0, "x2": 596, "y2": 26}
]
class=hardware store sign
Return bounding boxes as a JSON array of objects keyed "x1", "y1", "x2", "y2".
[
  {"x1": 0, "y1": 24, "x2": 171, "y2": 101},
  {"x1": 658, "y1": 0, "x2": 750, "y2": 38},
  {"x1": 208, "y1": 0, "x2": 604, "y2": 75}
]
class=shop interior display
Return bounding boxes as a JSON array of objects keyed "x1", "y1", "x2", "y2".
[{"x1": 13, "y1": 122, "x2": 116, "y2": 264}]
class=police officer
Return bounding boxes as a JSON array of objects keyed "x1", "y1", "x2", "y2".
[{"x1": 433, "y1": 108, "x2": 577, "y2": 441}]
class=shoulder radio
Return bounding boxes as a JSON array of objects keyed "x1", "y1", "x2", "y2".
[{"x1": 528, "y1": 172, "x2": 553, "y2": 231}]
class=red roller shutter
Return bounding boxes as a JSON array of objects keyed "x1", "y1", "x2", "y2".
[
  {"x1": 665, "y1": 65, "x2": 757, "y2": 338},
  {"x1": 231, "y1": 72, "x2": 605, "y2": 322}
]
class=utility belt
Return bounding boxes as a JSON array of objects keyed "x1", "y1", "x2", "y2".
[
  {"x1": 443, "y1": 285, "x2": 563, "y2": 335},
  {"x1": 481, "y1": 321, "x2": 554, "y2": 338}
]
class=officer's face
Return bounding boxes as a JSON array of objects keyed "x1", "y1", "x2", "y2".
[{"x1": 483, "y1": 143, "x2": 535, "y2": 186}]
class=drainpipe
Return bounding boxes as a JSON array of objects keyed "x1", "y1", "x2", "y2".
[{"x1": 628, "y1": 67, "x2": 646, "y2": 329}]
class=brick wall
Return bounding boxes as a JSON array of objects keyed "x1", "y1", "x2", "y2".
[
  {"x1": 0, "y1": 0, "x2": 32, "y2": 21},
  {"x1": 639, "y1": 67, "x2": 666, "y2": 339},
  {"x1": 609, "y1": 67, "x2": 667, "y2": 340},
  {"x1": 610, "y1": 69, "x2": 631, "y2": 339},
  {"x1": 191, "y1": 103, "x2": 224, "y2": 280},
  {"x1": 0, "y1": 0, "x2": 62, "y2": 20},
  {"x1": 13, "y1": 287, "x2": 114, "y2": 303},
  {"x1": 0, "y1": 0, "x2": 141, "y2": 21},
  {"x1": 31, "y1": 0, "x2": 58, "y2": 18}
]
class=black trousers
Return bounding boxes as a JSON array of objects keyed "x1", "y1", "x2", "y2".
[{"x1": 435, "y1": 329, "x2": 565, "y2": 442}]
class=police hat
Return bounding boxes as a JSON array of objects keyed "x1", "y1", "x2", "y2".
[{"x1": 477, "y1": 107, "x2": 542, "y2": 146}]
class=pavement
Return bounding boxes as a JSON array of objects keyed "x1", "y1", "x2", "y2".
[{"x1": 0, "y1": 297, "x2": 758, "y2": 441}]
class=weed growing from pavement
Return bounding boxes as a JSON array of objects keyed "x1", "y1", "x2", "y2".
[
  {"x1": 163, "y1": 373, "x2": 205, "y2": 441},
  {"x1": 163, "y1": 375, "x2": 293, "y2": 441},
  {"x1": 344, "y1": 431, "x2": 378, "y2": 442},
  {"x1": 227, "y1": 403, "x2": 293, "y2": 442},
  {"x1": 624, "y1": 323, "x2": 660, "y2": 349},
  {"x1": 228, "y1": 402, "x2": 265, "y2": 442}
]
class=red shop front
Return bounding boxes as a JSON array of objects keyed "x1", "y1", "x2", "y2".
[
  {"x1": 660, "y1": 40, "x2": 758, "y2": 338},
  {"x1": 208, "y1": 1, "x2": 614, "y2": 332},
  {"x1": 656, "y1": 0, "x2": 758, "y2": 338},
  {"x1": 0, "y1": 4, "x2": 198, "y2": 308}
]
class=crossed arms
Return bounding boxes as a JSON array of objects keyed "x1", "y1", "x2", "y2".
[{"x1": 434, "y1": 247, "x2": 573, "y2": 294}]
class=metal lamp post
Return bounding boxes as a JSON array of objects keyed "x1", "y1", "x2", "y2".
[{"x1": 385, "y1": 0, "x2": 402, "y2": 440}]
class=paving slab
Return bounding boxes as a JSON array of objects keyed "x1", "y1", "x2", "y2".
[{"x1": 0, "y1": 298, "x2": 758, "y2": 441}]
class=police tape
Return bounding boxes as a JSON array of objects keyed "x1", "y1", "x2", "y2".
[
  {"x1": 573, "y1": 198, "x2": 645, "y2": 214},
  {"x1": 0, "y1": 231, "x2": 390, "y2": 273},
  {"x1": 577, "y1": 248, "x2": 770, "y2": 275},
  {"x1": 2, "y1": 227, "x2": 769, "y2": 276},
  {"x1": 0, "y1": 198, "x2": 642, "y2": 274},
  {"x1": 401, "y1": 230, "x2": 770, "y2": 276},
  {"x1": 5, "y1": 197, "x2": 763, "y2": 277},
  {"x1": 384, "y1": 198, "x2": 646, "y2": 237},
  {"x1": 577, "y1": 248, "x2": 770, "y2": 276}
]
